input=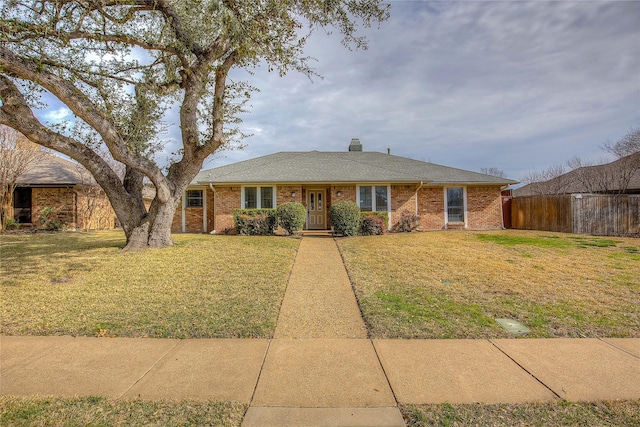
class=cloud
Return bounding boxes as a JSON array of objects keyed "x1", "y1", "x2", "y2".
[
  {"x1": 213, "y1": 1, "x2": 639, "y2": 181},
  {"x1": 44, "y1": 107, "x2": 71, "y2": 122}
]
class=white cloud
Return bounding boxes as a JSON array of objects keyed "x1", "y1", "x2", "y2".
[{"x1": 44, "y1": 107, "x2": 71, "y2": 122}]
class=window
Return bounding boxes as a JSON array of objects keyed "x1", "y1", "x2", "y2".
[
  {"x1": 358, "y1": 185, "x2": 389, "y2": 212},
  {"x1": 243, "y1": 186, "x2": 275, "y2": 209},
  {"x1": 244, "y1": 187, "x2": 257, "y2": 208},
  {"x1": 186, "y1": 190, "x2": 203, "y2": 207},
  {"x1": 260, "y1": 186, "x2": 273, "y2": 209},
  {"x1": 446, "y1": 187, "x2": 465, "y2": 222},
  {"x1": 359, "y1": 186, "x2": 372, "y2": 211}
]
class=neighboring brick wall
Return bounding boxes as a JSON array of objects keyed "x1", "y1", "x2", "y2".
[
  {"x1": 417, "y1": 187, "x2": 445, "y2": 230},
  {"x1": 390, "y1": 185, "x2": 416, "y2": 229},
  {"x1": 32, "y1": 188, "x2": 77, "y2": 229},
  {"x1": 466, "y1": 186, "x2": 503, "y2": 229},
  {"x1": 75, "y1": 187, "x2": 116, "y2": 230}
]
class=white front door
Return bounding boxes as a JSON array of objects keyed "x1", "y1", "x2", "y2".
[{"x1": 307, "y1": 190, "x2": 326, "y2": 230}]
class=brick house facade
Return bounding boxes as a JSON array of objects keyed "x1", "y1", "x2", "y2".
[
  {"x1": 171, "y1": 140, "x2": 515, "y2": 234},
  {"x1": 171, "y1": 184, "x2": 509, "y2": 233}
]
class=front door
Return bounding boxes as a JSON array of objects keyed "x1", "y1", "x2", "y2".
[{"x1": 307, "y1": 190, "x2": 326, "y2": 230}]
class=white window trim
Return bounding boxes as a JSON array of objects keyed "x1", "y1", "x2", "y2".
[
  {"x1": 241, "y1": 186, "x2": 277, "y2": 209},
  {"x1": 444, "y1": 186, "x2": 467, "y2": 227},
  {"x1": 356, "y1": 184, "x2": 391, "y2": 230}
]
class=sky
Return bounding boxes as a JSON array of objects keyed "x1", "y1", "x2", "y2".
[{"x1": 42, "y1": 1, "x2": 640, "y2": 183}]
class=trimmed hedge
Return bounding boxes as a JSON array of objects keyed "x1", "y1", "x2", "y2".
[
  {"x1": 233, "y1": 209, "x2": 277, "y2": 235},
  {"x1": 276, "y1": 202, "x2": 306, "y2": 235},
  {"x1": 329, "y1": 201, "x2": 361, "y2": 236}
]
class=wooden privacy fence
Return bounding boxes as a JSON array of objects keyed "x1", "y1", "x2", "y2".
[{"x1": 511, "y1": 194, "x2": 640, "y2": 236}]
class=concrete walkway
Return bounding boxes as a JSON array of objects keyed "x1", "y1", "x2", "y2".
[
  {"x1": 274, "y1": 236, "x2": 366, "y2": 338},
  {"x1": 2, "y1": 236, "x2": 640, "y2": 426}
]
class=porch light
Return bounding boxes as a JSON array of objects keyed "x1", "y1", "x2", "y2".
[
  {"x1": 291, "y1": 191, "x2": 296, "y2": 197},
  {"x1": 337, "y1": 191, "x2": 342, "y2": 197}
]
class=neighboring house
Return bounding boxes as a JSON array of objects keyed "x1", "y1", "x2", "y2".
[
  {"x1": 514, "y1": 152, "x2": 640, "y2": 197},
  {"x1": 13, "y1": 153, "x2": 116, "y2": 230},
  {"x1": 172, "y1": 139, "x2": 517, "y2": 233}
]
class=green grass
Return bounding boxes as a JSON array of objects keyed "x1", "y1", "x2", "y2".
[
  {"x1": 338, "y1": 230, "x2": 640, "y2": 339},
  {"x1": 0, "y1": 396, "x2": 245, "y2": 427},
  {"x1": 402, "y1": 401, "x2": 640, "y2": 427},
  {"x1": 0, "y1": 231, "x2": 299, "y2": 338}
]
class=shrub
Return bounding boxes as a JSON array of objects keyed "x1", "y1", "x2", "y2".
[
  {"x1": 4, "y1": 218, "x2": 19, "y2": 230},
  {"x1": 233, "y1": 209, "x2": 276, "y2": 235},
  {"x1": 360, "y1": 215, "x2": 385, "y2": 236},
  {"x1": 360, "y1": 211, "x2": 389, "y2": 229},
  {"x1": 276, "y1": 202, "x2": 306, "y2": 235},
  {"x1": 329, "y1": 201, "x2": 361, "y2": 236},
  {"x1": 39, "y1": 207, "x2": 66, "y2": 231},
  {"x1": 393, "y1": 210, "x2": 420, "y2": 232}
]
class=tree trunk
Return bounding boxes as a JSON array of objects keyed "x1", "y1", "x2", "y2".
[{"x1": 120, "y1": 196, "x2": 180, "y2": 251}]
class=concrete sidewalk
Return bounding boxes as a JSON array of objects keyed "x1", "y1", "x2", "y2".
[
  {"x1": 2, "y1": 236, "x2": 640, "y2": 426},
  {"x1": 2, "y1": 336, "x2": 639, "y2": 424}
]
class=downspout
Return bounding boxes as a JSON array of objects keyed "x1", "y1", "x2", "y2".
[
  {"x1": 415, "y1": 181, "x2": 424, "y2": 216},
  {"x1": 209, "y1": 183, "x2": 216, "y2": 234}
]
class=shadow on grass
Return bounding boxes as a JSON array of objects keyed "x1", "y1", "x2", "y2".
[{"x1": 0, "y1": 231, "x2": 125, "y2": 284}]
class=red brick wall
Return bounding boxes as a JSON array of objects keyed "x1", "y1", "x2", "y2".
[
  {"x1": 206, "y1": 188, "x2": 215, "y2": 232},
  {"x1": 466, "y1": 186, "x2": 503, "y2": 229},
  {"x1": 390, "y1": 185, "x2": 416, "y2": 229},
  {"x1": 417, "y1": 187, "x2": 445, "y2": 230},
  {"x1": 330, "y1": 186, "x2": 356, "y2": 203},
  {"x1": 276, "y1": 185, "x2": 303, "y2": 206},
  {"x1": 214, "y1": 186, "x2": 240, "y2": 232}
]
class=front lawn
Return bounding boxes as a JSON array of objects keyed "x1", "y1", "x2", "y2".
[
  {"x1": 0, "y1": 396, "x2": 245, "y2": 427},
  {"x1": 402, "y1": 401, "x2": 640, "y2": 427},
  {"x1": 0, "y1": 231, "x2": 299, "y2": 338},
  {"x1": 337, "y1": 230, "x2": 640, "y2": 339}
]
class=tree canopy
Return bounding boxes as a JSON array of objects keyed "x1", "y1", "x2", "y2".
[{"x1": 0, "y1": 0, "x2": 389, "y2": 249}]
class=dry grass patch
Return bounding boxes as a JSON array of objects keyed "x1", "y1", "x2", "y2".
[
  {"x1": 337, "y1": 230, "x2": 639, "y2": 338},
  {"x1": 1, "y1": 231, "x2": 299, "y2": 338},
  {"x1": 0, "y1": 396, "x2": 245, "y2": 427},
  {"x1": 402, "y1": 401, "x2": 640, "y2": 427}
]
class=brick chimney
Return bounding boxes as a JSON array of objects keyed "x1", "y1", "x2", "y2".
[{"x1": 348, "y1": 138, "x2": 362, "y2": 152}]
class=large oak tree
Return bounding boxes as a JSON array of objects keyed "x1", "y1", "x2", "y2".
[{"x1": 0, "y1": 0, "x2": 389, "y2": 250}]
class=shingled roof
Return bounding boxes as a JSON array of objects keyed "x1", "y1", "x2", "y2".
[
  {"x1": 193, "y1": 151, "x2": 516, "y2": 186},
  {"x1": 16, "y1": 153, "x2": 95, "y2": 186}
]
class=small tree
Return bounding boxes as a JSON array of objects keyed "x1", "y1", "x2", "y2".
[
  {"x1": 521, "y1": 164, "x2": 567, "y2": 195},
  {"x1": 0, "y1": 125, "x2": 47, "y2": 230},
  {"x1": 480, "y1": 167, "x2": 507, "y2": 178},
  {"x1": 601, "y1": 128, "x2": 640, "y2": 194}
]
